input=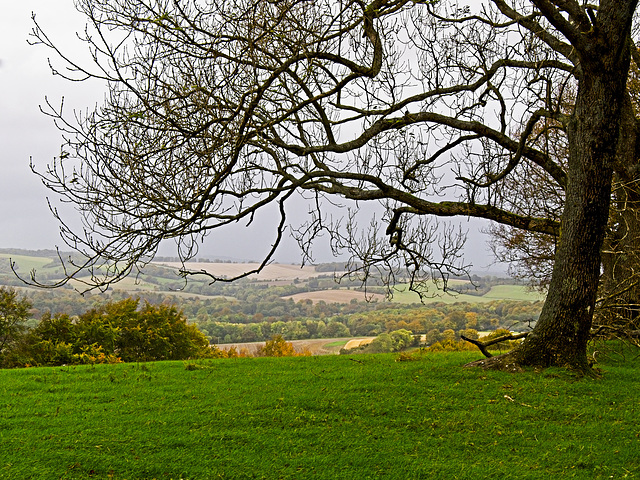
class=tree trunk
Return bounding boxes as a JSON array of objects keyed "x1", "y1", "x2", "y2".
[
  {"x1": 599, "y1": 96, "x2": 640, "y2": 330},
  {"x1": 470, "y1": 24, "x2": 633, "y2": 371}
]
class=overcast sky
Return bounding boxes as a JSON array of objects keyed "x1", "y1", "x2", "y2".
[
  {"x1": 0, "y1": 1, "x2": 506, "y2": 273},
  {"x1": 1, "y1": 2, "x2": 93, "y2": 249}
]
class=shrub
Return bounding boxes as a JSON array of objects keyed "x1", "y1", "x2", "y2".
[
  {"x1": 361, "y1": 329, "x2": 417, "y2": 354},
  {"x1": 30, "y1": 339, "x2": 76, "y2": 366},
  {"x1": 390, "y1": 329, "x2": 415, "y2": 350},
  {"x1": 4, "y1": 298, "x2": 211, "y2": 367},
  {"x1": 256, "y1": 335, "x2": 310, "y2": 357},
  {"x1": 0, "y1": 288, "x2": 32, "y2": 367},
  {"x1": 80, "y1": 299, "x2": 211, "y2": 362},
  {"x1": 73, "y1": 343, "x2": 122, "y2": 365},
  {"x1": 366, "y1": 333, "x2": 394, "y2": 353},
  {"x1": 458, "y1": 328, "x2": 479, "y2": 340},
  {"x1": 426, "y1": 339, "x2": 478, "y2": 352}
]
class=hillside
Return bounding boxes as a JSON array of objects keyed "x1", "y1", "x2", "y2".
[
  {"x1": 0, "y1": 350, "x2": 637, "y2": 479},
  {"x1": 157, "y1": 261, "x2": 341, "y2": 282},
  {"x1": 1, "y1": 249, "x2": 544, "y2": 350},
  {"x1": 1, "y1": 249, "x2": 540, "y2": 303}
]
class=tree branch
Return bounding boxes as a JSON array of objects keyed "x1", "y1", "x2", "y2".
[{"x1": 461, "y1": 332, "x2": 529, "y2": 358}]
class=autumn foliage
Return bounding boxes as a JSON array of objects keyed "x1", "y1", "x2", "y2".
[
  {"x1": 3, "y1": 298, "x2": 211, "y2": 367},
  {"x1": 256, "y1": 335, "x2": 311, "y2": 357}
]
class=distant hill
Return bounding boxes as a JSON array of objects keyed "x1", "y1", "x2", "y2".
[
  {"x1": 0, "y1": 248, "x2": 533, "y2": 305},
  {"x1": 0, "y1": 249, "x2": 349, "y2": 294}
]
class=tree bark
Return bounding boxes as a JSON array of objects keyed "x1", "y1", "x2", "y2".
[
  {"x1": 516, "y1": 78, "x2": 616, "y2": 368},
  {"x1": 472, "y1": 12, "x2": 635, "y2": 371},
  {"x1": 599, "y1": 95, "x2": 640, "y2": 329}
]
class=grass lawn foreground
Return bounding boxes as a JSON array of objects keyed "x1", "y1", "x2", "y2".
[{"x1": 0, "y1": 348, "x2": 638, "y2": 479}]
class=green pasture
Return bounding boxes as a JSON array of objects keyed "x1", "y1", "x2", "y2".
[
  {"x1": 0, "y1": 254, "x2": 56, "y2": 273},
  {"x1": 482, "y1": 284, "x2": 546, "y2": 301},
  {"x1": 322, "y1": 340, "x2": 350, "y2": 348},
  {"x1": 69, "y1": 268, "x2": 183, "y2": 291},
  {"x1": 0, "y1": 346, "x2": 638, "y2": 479},
  {"x1": 389, "y1": 283, "x2": 545, "y2": 304}
]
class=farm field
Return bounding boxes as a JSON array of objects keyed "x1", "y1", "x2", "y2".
[
  {"x1": 3, "y1": 251, "x2": 542, "y2": 306},
  {"x1": 3, "y1": 253, "x2": 346, "y2": 293},
  {"x1": 482, "y1": 284, "x2": 546, "y2": 301},
  {"x1": 155, "y1": 261, "x2": 339, "y2": 282},
  {"x1": 389, "y1": 283, "x2": 545, "y2": 304},
  {"x1": 70, "y1": 275, "x2": 159, "y2": 293},
  {"x1": 0, "y1": 254, "x2": 53, "y2": 272},
  {"x1": 217, "y1": 337, "x2": 372, "y2": 355},
  {"x1": 282, "y1": 289, "x2": 386, "y2": 304},
  {"x1": 0, "y1": 346, "x2": 637, "y2": 479},
  {"x1": 286, "y1": 283, "x2": 545, "y2": 304}
]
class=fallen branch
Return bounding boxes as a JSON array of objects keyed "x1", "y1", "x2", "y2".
[{"x1": 461, "y1": 332, "x2": 529, "y2": 358}]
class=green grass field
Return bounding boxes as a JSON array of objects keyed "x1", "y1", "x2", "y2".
[
  {"x1": 0, "y1": 346, "x2": 638, "y2": 479},
  {"x1": 322, "y1": 340, "x2": 349, "y2": 348},
  {"x1": 0, "y1": 254, "x2": 56, "y2": 273},
  {"x1": 389, "y1": 284, "x2": 545, "y2": 304},
  {"x1": 482, "y1": 285, "x2": 546, "y2": 301}
]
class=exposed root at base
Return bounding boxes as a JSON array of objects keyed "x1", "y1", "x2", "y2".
[
  {"x1": 463, "y1": 351, "x2": 601, "y2": 377},
  {"x1": 463, "y1": 353, "x2": 523, "y2": 372}
]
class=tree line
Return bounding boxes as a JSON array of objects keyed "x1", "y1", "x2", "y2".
[
  {"x1": 0, "y1": 287, "x2": 211, "y2": 368},
  {"x1": 197, "y1": 300, "x2": 541, "y2": 344},
  {"x1": 13, "y1": 283, "x2": 542, "y2": 345},
  {"x1": 0, "y1": 284, "x2": 541, "y2": 367}
]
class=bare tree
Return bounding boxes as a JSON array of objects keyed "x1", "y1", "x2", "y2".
[{"x1": 28, "y1": 0, "x2": 639, "y2": 371}]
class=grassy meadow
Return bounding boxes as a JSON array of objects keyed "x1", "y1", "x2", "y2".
[
  {"x1": 0, "y1": 254, "x2": 55, "y2": 275},
  {"x1": 1, "y1": 347, "x2": 638, "y2": 479},
  {"x1": 388, "y1": 283, "x2": 545, "y2": 304},
  {"x1": 282, "y1": 282, "x2": 545, "y2": 305}
]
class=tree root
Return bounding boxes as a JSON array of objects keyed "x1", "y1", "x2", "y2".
[
  {"x1": 463, "y1": 352, "x2": 524, "y2": 372},
  {"x1": 463, "y1": 347, "x2": 601, "y2": 377}
]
